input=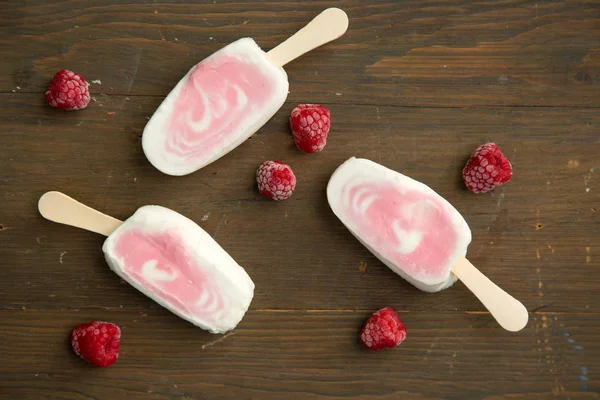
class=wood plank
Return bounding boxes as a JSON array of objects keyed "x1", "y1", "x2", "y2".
[
  {"x1": 1, "y1": 94, "x2": 598, "y2": 314},
  {"x1": 1, "y1": 0, "x2": 599, "y2": 106},
  {"x1": 1, "y1": 309, "x2": 598, "y2": 399},
  {"x1": 3, "y1": 1, "x2": 599, "y2": 399}
]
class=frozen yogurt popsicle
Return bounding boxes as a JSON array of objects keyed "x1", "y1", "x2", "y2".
[
  {"x1": 142, "y1": 38, "x2": 288, "y2": 176},
  {"x1": 327, "y1": 157, "x2": 528, "y2": 332},
  {"x1": 38, "y1": 191, "x2": 254, "y2": 334},
  {"x1": 327, "y1": 157, "x2": 471, "y2": 292},
  {"x1": 142, "y1": 8, "x2": 349, "y2": 176}
]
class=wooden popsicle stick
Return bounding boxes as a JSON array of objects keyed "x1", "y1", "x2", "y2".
[
  {"x1": 38, "y1": 191, "x2": 123, "y2": 237},
  {"x1": 266, "y1": 8, "x2": 349, "y2": 67},
  {"x1": 452, "y1": 257, "x2": 529, "y2": 332}
]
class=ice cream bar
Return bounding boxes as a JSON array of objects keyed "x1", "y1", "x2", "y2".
[
  {"x1": 142, "y1": 8, "x2": 349, "y2": 176},
  {"x1": 38, "y1": 192, "x2": 254, "y2": 334},
  {"x1": 327, "y1": 158, "x2": 528, "y2": 332},
  {"x1": 142, "y1": 38, "x2": 289, "y2": 176},
  {"x1": 103, "y1": 205, "x2": 254, "y2": 333},
  {"x1": 327, "y1": 157, "x2": 471, "y2": 292}
]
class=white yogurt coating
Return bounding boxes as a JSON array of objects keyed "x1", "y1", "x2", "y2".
[
  {"x1": 142, "y1": 38, "x2": 289, "y2": 176},
  {"x1": 102, "y1": 205, "x2": 255, "y2": 333},
  {"x1": 327, "y1": 157, "x2": 472, "y2": 292}
]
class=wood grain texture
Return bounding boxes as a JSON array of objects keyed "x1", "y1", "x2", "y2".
[
  {"x1": 1, "y1": 310, "x2": 599, "y2": 399},
  {"x1": 1, "y1": 0, "x2": 599, "y2": 399},
  {"x1": 1, "y1": 96, "x2": 598, "y2": 314},
  {"x1": 1, "y1": 0, "x2": 599, "y2": 106}
]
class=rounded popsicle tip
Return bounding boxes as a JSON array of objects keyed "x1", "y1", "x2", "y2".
[
  {"x1": 499, "y1": 303, "x2": 529, "y2": 332},
  {"x1": 323, "y1": 7, "x2": 349, "y2": 33},
  {"x1": 38, "y1": 191, "x2": 65, "y2": 219}
]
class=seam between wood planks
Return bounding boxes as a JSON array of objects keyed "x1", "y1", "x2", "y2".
[
  {"x1": 1, "y1": 92, "x2": 600, "y2": 109},
  {"x1": 1, "y1": 307, "x2": 597, "y2": 314}
]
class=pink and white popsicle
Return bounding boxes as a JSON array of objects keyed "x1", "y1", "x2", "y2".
[
  {"x1": 38, "y1": 192, "x2": 254, "y2": 334},
  {"x1": 327, "y1": 157, "x2": 528, "y2": 332},
  {"x1": 142, "y1": 8, "x2": 349, "y2": 176}
]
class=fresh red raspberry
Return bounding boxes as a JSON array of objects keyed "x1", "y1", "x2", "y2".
[
  {"x1": 360, "y1": 307, "x2": 407, "y2": 351},
  {"x1": 45, "y1": 69, "x2": 91, "y2": 110},
  {"x1": 71, "y1": 321, "x2": 121, "y2": 367},
  {"x1": 462, "y1": 143, "x2": 513, "y2": 193},
  {"x1": 289, "y1": 104, "x2": 331, "y2": 153},
  {"x1": 256, "y1": 160, "x2": 296, "y2": 201}
]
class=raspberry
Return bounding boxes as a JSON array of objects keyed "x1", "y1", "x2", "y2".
[
  {"x1": 45, "y1": 69, "x2": 91, "y2": 110},
  {"x1": 256, "y1": 160, "x2": 296, "y2": 201},
  {"x1": 360, "y1": 307, "x2": 407, "y2": 351},
  {"x1": 462, "y1": 143, "x2": 513, "y2": 193},
  {"x1": 289, "y1": 104, "x2": 331, "y2": 153},
  {"x1": 71, "y1": 321, "x2": 121, "y2": 367}
]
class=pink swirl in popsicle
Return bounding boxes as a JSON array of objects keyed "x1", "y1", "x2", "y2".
[
  {"x1": 112, "y1": 229, "x2": 230, "y2": 323},
  {"x1": 165, "y1": 55, "x2": 278, "y2": 160},
  {"x1": 102, "y1": 205, "x2": 254, "y2": 333},
  {"x1": 142, "y1": 38, "x2": 289, "y2": 176},
  {"x1": 328, "y1": 157, "x2": 472, "y2": 292},
  {"x1": 340, "y1": 181, "x2": 460, "y2": 281}
]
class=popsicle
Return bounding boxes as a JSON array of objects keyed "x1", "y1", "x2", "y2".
[
  {"x1": 327, "y1": 157, "x2": 528, "y2": 332},
  {"x1": 38, "y1": 191, "x2": 254, "y2": 334},
  {"x1": 142, "y1": 8, "x2": 349, "y2": 176}
]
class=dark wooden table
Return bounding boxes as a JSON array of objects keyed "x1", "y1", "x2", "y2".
[{"x1": 2, "y1": 1, "x2": 599, "y2": 399}]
